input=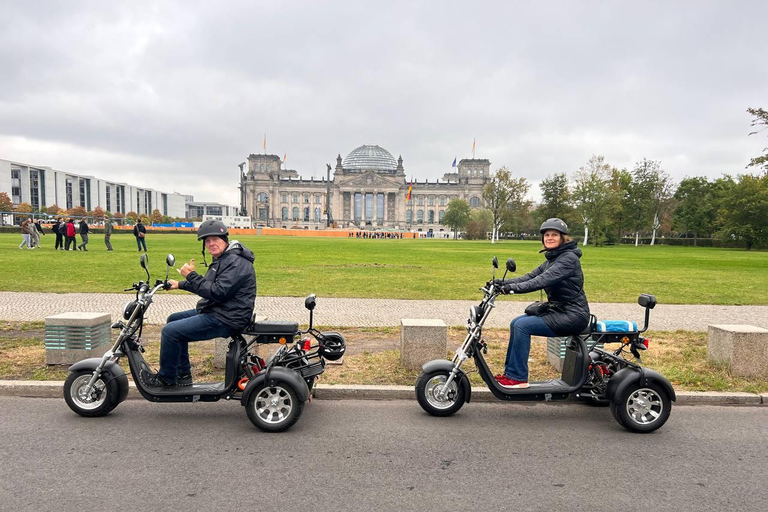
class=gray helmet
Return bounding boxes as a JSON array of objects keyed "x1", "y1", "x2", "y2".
[
  {"x1": 197, "y1": 219, "x2": 229, "y2": 241},
  {"x1": 540, "y1": 218, "x2": 568, "y2": 235}
]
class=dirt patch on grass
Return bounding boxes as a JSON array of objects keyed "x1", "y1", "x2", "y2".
[{"x1": 1, "y1": 321, "x2": 766, "y2": 393}]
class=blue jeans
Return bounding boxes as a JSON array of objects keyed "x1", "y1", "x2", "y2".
[
  {"x1": 136, "y1": 236, "x2": 147, "y2": 251},
  {"x1": 158, "y1": 309, "x2": 233, "y2": 383},
  {"x1": 504, "y1": 314, "x2": 557, "y2": 381}
]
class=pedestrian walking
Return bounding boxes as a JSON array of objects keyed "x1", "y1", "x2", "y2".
[
  {"x1": 52, "y1": 218, "x2": 64, "y2": 250},
  {"x1": 32, "y1": 219, "x2": 45, "y2": 248},
  {"x1": 19, "y1": 218, "x2": 33, "y2": 249},
  {"x1": 77, "y1": 219, "x2": 90, "y2": 251},
  {"x1": 65, "y1": 219, "x2": 77, "y2": 251},
  {"x1": 103, "y1": 216, "x2": 113, "y2": 251},
  {"x1": 133, "y1": 219, "x2": 147, "y2": 252}
]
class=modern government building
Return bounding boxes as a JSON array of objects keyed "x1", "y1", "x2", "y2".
[{"x1": 2, "y1": 143, "x2": 491, "y2": 231}]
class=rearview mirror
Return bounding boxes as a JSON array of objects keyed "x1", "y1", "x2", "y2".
[
  {"x1": 140, "y1": 254, "x2": 148, "y2": 268},
  {"x1": 305, "y1": 294, "x2": 317, "y2": 311},
  {"x1": 506, "y1": 258, "x2": 516, "y2": 273},
  {"x1": 492, "y1": 256, "x2": 498, "y2": 269},
  {"x1": 166, "y1": 254, "x2": 175, "y2": 267}
]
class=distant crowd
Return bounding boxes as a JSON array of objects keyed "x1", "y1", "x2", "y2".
[
  {"x1": 348, "y1": 231, "x2": 405, "y2": 239},
  {"x1": 18, "y1": 217, "x2": 148, "y2": 252}
]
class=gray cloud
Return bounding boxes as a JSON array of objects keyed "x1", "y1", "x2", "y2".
[{"x1": 0, "y1": 0, "x2": 765, "y2": 204}]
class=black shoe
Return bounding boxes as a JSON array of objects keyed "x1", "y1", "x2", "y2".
[
  {"x1": 141, "y1": 369, "x2": 176, "y2": 388},
  {"x1": 177, "y1": 373, "x2": 193, "y2": 386}
]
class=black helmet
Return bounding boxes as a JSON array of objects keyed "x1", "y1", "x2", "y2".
[
  {"x1": 540, "y1": 218, "x2": 568, "y2": 235},
  {"x1": 317, "y1": 331, "x2": 346, "y2": 361},
  {"x1": 197, "y1": 220, "x2": 229, "y2": 241}
]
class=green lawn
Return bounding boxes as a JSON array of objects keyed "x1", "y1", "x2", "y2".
[{"x1": 2, "y1": 233, "x2": 767, "y2": 304}]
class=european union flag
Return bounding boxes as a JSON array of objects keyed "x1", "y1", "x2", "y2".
[{"x1": 451, "y1": 157, "x2": 457, "y2": 167}]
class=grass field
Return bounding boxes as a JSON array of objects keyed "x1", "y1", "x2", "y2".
[{"x1": 2, "y1": 233, "x2": 767, "y2": 304}]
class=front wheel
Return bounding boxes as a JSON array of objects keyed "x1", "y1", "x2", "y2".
[
  {"x1": 610, "y1": 382, "x2": 671, "y2": 433},
  {"x1": 415, "y1": 370, "x2": 466, "y2": 417},
  {"x1": 63, "y1": 370, "x2": 120, "y2": 417},
  {"x1": 246, "y1": 382, "x2": 304, "y2": 433}
]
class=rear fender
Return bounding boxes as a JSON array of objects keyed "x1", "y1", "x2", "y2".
[
  {"x1": 606, "y1": 367, "x2": 676, "y2": 403},
  {"x1": 421, "y1": 359, "x2": 472, "y2": 404},
  {"x1": 240, "y1": 366, "x2": 310, "y2": 406}
]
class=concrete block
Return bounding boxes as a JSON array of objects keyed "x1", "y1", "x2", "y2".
[
  {"x1": 708, "y1": 324, "x2": 768, "y2": 379},
  {"x1": 45, "y1": 312, "x2": 111, "y2": 365},
  {"x1": 213, "y1": 316, "x2": 267, "y2": 369},
  {"x1": 400, "y1": 318, "x2": 447, "y2": 370}
]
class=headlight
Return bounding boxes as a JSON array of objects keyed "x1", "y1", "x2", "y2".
[
  {"x1": 469, "y1": 306, "x2": 480, "y2": 324},
  {"x1": 123, "y1": 300, "x2": 139, "y2": 320}
]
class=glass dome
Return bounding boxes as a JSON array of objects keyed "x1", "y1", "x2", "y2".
[{"x1": 342, "y1": 144, "x2": 397, "y2": 171}]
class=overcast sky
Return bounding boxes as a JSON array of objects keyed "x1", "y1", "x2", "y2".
[{"x1": 1, "y1": 1, "x2": 766, "y2": 206}]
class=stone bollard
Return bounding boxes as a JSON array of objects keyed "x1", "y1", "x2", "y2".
[
  {"x1": 400, "y1": 319, "x2": 447, "y2": 370},
  {"x1": 213, "y1": 316, "x2": 267, "y2": 369},
  {"x1": 45, "y1": 312, "x2": 111, "y2": 365},
  {"x1": 708, "y1": 324, "x2": 768, "y2": 379}
]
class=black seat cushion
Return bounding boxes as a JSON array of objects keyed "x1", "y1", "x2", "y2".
[{"x1": 244, "y1": 321, "x2": 298, "y2": 335}]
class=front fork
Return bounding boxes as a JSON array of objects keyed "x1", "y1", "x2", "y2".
[{"x1": 436, "y1": 334, "x2": 475, "y2": 400}]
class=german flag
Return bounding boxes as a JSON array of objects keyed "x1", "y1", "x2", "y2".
[{"x1": 406, "y1": 181, "x2": 413, "y2": 201}]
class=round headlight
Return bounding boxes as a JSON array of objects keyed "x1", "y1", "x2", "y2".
[{"x1": 123, "y1": 300, "x2": 139, "y2": 320}]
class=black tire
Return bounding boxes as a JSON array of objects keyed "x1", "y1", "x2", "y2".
[
  {"x1": 415, "y1": 370, "x2": 466, "y2": 417},
  {"x1": 245, "y1": 381, "x2": 304, "y2": 433},
  {"x1": 63, "y1": 369, "x2": 120, "y2": 417},
  {"x1": 610, "y1": 382, "x2": 671, "y2": 433}
]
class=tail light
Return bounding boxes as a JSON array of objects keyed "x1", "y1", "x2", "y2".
[
  {"x1": 302, "y1": 337, "x2": 312, "y2": 351},
  {"x1": 642, "y1": 338, "x2": 650, "y2": 348}
]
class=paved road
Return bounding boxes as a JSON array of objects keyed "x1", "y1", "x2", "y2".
[
  {"x1": 2, "y1": 291, "x2": 768, "y2": 330},
  {"x1": 1, "y1": 397, "x2": 766, "y2": 512}
]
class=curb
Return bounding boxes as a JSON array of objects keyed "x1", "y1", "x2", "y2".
[{"x1": 1, "y1": 380, "x2": 765, "y2": 405}]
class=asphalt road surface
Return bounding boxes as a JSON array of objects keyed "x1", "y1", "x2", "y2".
[{"x1": 1, "y1": 397, "x2": 766, "y2": 512}]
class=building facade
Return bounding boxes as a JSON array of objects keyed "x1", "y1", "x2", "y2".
[
  {"x1": 0, "y1": 157, "x2": 232, "y2": 219},
  {"x1": 243, "y1": 144, "x2": 490, "y2": 231}
]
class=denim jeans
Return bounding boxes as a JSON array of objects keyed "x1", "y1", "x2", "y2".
[
  {"x1": 158, "y1": 309, "x2": 233, "y2": 383},
  {"x1": 504, "y1": 314, "x2": 557, "y2": 381},
  {"x1": 136, "y1": 236, "x2": 147, "y2": 251}
]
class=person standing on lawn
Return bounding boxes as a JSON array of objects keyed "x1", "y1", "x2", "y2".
[
  {"x1": 52, "y1": 218, "x2": 64, "y2": 250},
  {"x1": 76, "y1": 219, "x2": 90, "y2": 251},
  {"x1": 133, "y1": 219, "x2": 147, "y2": 252},
  {"x1": 103, "y1": 216, "x2": 113, "y2": 251},
  {"x1": 492, "y1": 218, "x2": 590, "y2": 388},
  {"x1": 65, "y1": 218, "x2": 77, "y2": 251},
  {"x1": 19, "y1": 218, "x2": 33, "y2": 249},
  {"x1": 141, "y1": 220, "x2": 256, "y2": 388}
]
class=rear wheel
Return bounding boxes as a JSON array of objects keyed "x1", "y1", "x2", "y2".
[
  {"x1": 63, "y1": 370, "x2": 120, "y2": 417},
  {"x1": 246, "y1": 382, "x2": 304, "y2": 433},
  {"x1": 415, "y1": 370, "x2": 466, "y2": 417},
  {"x1": 611, "y1": 382, "x2": 671, "y2": 433}
]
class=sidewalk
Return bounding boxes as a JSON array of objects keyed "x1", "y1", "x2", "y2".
[
  {"x1": 3, "y1": 292, "x2": 768, "y2": 330},
  {"x1": 2, "y1": 292, "x2": 767, "y2": 404}
]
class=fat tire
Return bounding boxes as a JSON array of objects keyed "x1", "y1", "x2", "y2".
[
  {"x1": 415, "y1": 370, "x2": 466, "y2": 417},
  {"x1": 246, "y1": 381, "x2": 304, "y2": 433},
  {"x1": 610, "y1": 381, "x2": 671, "y2": 433},
  {"x1": 63, "y1": 369, "x2": 120, "y2": 417}
]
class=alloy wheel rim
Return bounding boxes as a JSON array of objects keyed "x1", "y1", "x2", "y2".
[
  {"x1": 255, "y1": 386, "x2": 293, "y2": 424},
  {"x1": 626, "y1": 388, "x2": 663, "y2": 425},
  {"x1": 70, "y1": 375, "x2": 107, "y2": 410},
  {"x1": 425, "y1": 375, "x2": 457, "y2": 410}
]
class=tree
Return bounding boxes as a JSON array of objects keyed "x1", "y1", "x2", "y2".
[
  {"x1": 747, "y1": 107, "x2": 768, "y2": 172},
  {"x1": 605, "y1": 167, "x2": 632, "y2": 243},
  {"x1": 626, "y1": 159, "x2": 673, "y2": 246},
  {"x1": 126, "y1": 211, "x2": 138, "y2": 223},
  {"x1": 0, "y1": 192, "x2": 12, "y2": 212},
  {"x1": 482, "y1": 166, "x2": 529, "y2": 243},
  {"x1": 150, "y1": 209, "x2": 163, "y2": 225},
  {"x1": 538, "y1": 173, "x2": 574, "y2": 225},
  {"x1": 717, "y1": 173, "x2": 768, "y2": 250},
  {"x1": 573, "y1": 155, "x2": 614, "y2": 245},
  {"x1": 67, "y1": 205, "x2": 87, "y2": 218},
  {"x1": 16, "y1": 202, "x2": 32, "y2": 213},
  {"x1": 93, "y1": 206, "x2": 106, "y2": 218},
  {"x1": 48, "y1": 204, "x2": 63, "y2": 215},
  {"x1": 672, "y1": 177, "x2": 716, "y2": 245},
  {"x1": 442, "y1": 199, "x2": 471, "y2": 239}
]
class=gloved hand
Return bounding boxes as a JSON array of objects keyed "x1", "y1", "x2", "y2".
[
  {"x1": 486, "y1": 279, "x2": 504, "y2": 290},
  {"x1": 501, "y1": 283, "x2": 517, "y2": 294}
]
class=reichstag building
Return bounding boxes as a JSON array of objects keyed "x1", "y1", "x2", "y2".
[{"x1": 243, "y1": 144, "x2": 490, "y2": 232}]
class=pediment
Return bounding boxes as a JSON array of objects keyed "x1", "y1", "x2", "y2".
[{"x1": 337, "y1": 171, "x2": 400, "y2": 189}]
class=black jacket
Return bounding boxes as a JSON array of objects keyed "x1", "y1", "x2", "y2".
[
  {"x1": 133, "y1": 223, "x2": 146, "y2": 237},
  {"x1": 79, "y1": 221, "x2": 89, "y2": 235},
  {"x1": 501, "y1": 241, "x2": 590, "y2": 335},
  {"x1": 179, "y1": 240, "x2": 257, "y2": 331}
]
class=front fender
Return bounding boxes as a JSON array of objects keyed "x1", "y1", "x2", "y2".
[
  {"x1": 67, "y1": 358, "x2": 129, "y2": 403},
  {"x1": 420, "y1": 359, "x2": 472, "y2": 404},
  {"x1": 606, "y1": 367, "x2": 676, "y2": 403},
  {"x1": 240, "y1": 367, "x2": 310, "y2": 406}
]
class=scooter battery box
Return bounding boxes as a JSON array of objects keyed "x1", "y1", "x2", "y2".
[{"x1": 256, "y1": 333, "x2": 295, "y2": 344}]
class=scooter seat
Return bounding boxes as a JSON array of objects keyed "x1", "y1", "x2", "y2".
[
  {"x1": 242, "y1": 321, "x2": 299, "y2": 336},
  {"x1": 595, "y1": 320, "x2": 638, "y2": 333}
]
